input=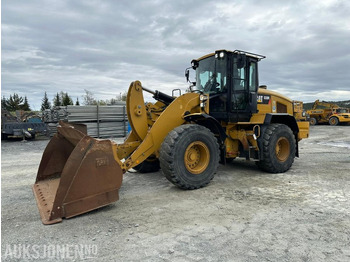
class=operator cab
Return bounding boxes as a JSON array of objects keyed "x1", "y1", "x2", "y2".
[{"x1": 188, "y1": 50, "x2": 265, "y2": 122}]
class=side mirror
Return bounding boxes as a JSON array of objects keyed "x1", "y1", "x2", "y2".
[{"x1": 185, "y1": 68, "x2": 190, "y2": 83}]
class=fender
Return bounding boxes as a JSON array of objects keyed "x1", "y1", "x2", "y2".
[
  {"x1": 184, "y1": 113, "x2": 227, "y2": 144},
  {"x1": 264, "y1": 113, "x2": 299, "y2": 133}
]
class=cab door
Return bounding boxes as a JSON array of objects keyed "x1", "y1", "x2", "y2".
[
  {"x1": 248, "y1": 59, "x2": 258, "y2": 114},
  {"x1": 229, "y1": 56, "x2": 258, "y2": 122}
]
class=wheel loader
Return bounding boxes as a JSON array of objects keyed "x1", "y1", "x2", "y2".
[{"x1": 33, "y1": 49, "x2": 309, "y2": 224}]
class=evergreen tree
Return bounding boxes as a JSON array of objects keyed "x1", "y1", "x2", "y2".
[
  {"x1": 53, "y1": 93, "x2": 61, "y2": 107},
  {"x1": 1, "y1": 96, "x2": 8, "y2": 110},
  {"x1": 61, "y1": 92, "x2": 73, "y2": 106},
  {"x1": 41, "y1": 92, "x2": 51, "y2": 111},
  {"x1": 21, "y1": 96, "x2": 31, "y2": 111},
  {"x1": 6, "y1": 93, "x2": 23, "y2": 111},
  {"x1": 75, "y1": 97, "x2": 80, "y2": 106}
]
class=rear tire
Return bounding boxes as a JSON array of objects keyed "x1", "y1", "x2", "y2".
[
  {"x1": 159, "y1": 124, "x2": 219, "y2": 190},
  {"x1": 224, "y1": 157, "x2": 235, "y2": 164},
  {"x1": 329, "y1": 116, "x2": 339, "y2": 126},
  {"x1": 256, "y1": 124, "x2": 296, "y2": 173},
  {"x1": 133, "y1": 157, "x2": 160, "y2": 173},
  {"x1": 309, "y1": 117, "x2": 317, "y2": 125}
]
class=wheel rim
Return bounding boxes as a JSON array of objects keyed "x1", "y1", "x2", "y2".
[
  {"x1": 275, "y1": 137, "x2": 290, "y2": 162},
  {"x1": 330, "y1": 117, "x2": 337, "y2": 125},
  {"x1": 310, "y1": 118, "x2": 316, "y2": 125},
  {"x1": 184, "y1": 141, "x2": 210, "y2": 174}
]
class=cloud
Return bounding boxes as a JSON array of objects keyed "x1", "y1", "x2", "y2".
[{"x1": 2, "y1": 0, "x2": 350, "y2": 110}]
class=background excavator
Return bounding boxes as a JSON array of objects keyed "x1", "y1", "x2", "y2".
[
  {"x1": 33, "y1": 49, "x2": 309, "y2": 224},
  {"x1": 307, "y1": 99, "x2": 350, "y2": 125}
]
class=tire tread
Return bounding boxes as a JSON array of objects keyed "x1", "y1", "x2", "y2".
[
  {"x1": 257, "y1": 124, "x2": 296, "y2": 173},
  {"x1": 160, "y1": 124, "x2": 219, "y2": 190}
]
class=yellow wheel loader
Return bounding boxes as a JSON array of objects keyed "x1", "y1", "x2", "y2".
[{"x1": 33, "y1": 50, "x2": 309, "y2": 224}]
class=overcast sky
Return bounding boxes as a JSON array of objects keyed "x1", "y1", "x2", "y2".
[{"x1": 2, "y1": 0, "x2": 350, "y2": 110}]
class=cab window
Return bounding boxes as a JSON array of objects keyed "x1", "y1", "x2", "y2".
[{"x1": 249, "y1": 62, "x2": 257, "y2": 92}]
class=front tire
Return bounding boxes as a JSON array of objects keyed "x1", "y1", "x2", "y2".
[
  {"x1": 256, "y1": 124, "x2": 296, "y2": 173},
  {"x1": 329, "y1": 116, "x2": 339, "y2": 126},
  {"x1": 159, "y1": 124, "x2": 220, "y2": 190}
]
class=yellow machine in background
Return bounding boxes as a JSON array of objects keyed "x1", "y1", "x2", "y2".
[
  {"x1": 307, "y1": 100, "x2": 350, "y2": 125},
  {"x1": 33, "y1": 50, "x2": 309, "y2": 224},
  {"x1": 292, "y1": 100, "x2": 307, "y2": 121}
]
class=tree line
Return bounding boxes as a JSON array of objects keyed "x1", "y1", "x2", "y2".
[
  {"x1": 2, "y1": 92, "x2": 79, "y2": 112},
  {"x1": 82, "y1": 89, "x2": 127, "y2": 106},
  {"x1": 2, "y1": 90, "x2": 127, "y2": 112},
  {"x1": 40, "y1": 91, "x2": 79, "y2": 111},
  {"x1": 1, "y1": 94, "x2": 31, "y2": 111}
]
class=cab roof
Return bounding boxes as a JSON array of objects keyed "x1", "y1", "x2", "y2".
[{"x1": 195, "y1": 49, "x2": 266, "y2": 61}]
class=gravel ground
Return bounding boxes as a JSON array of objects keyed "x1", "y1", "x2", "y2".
[{"x1": 1, "y1": 125, "x2": 350, "y2": 261}]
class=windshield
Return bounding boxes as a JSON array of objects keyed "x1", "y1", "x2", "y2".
[
  {"x1": 195, "y1": 56, "x2": 227, "y2": 94},
  {"x1": 336, "y1": 109, "x2": 348, "y2": 113}
]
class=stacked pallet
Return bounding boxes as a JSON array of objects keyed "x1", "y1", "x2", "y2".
[
  {"x1": 66, "y1": 104, "x2": 128, "y2": 138},
  {"x1": 42, "y1": 107, "x2": 68, "y2": 123}
]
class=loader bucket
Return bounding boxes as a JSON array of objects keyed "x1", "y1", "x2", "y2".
[{"x1": 32, "y1": 122, "x2": 123, "y2": 225}]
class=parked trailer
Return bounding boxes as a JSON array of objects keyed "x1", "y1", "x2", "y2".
[{"x1": 1, "y1": 122, "x2": 48, "y2": 140}]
